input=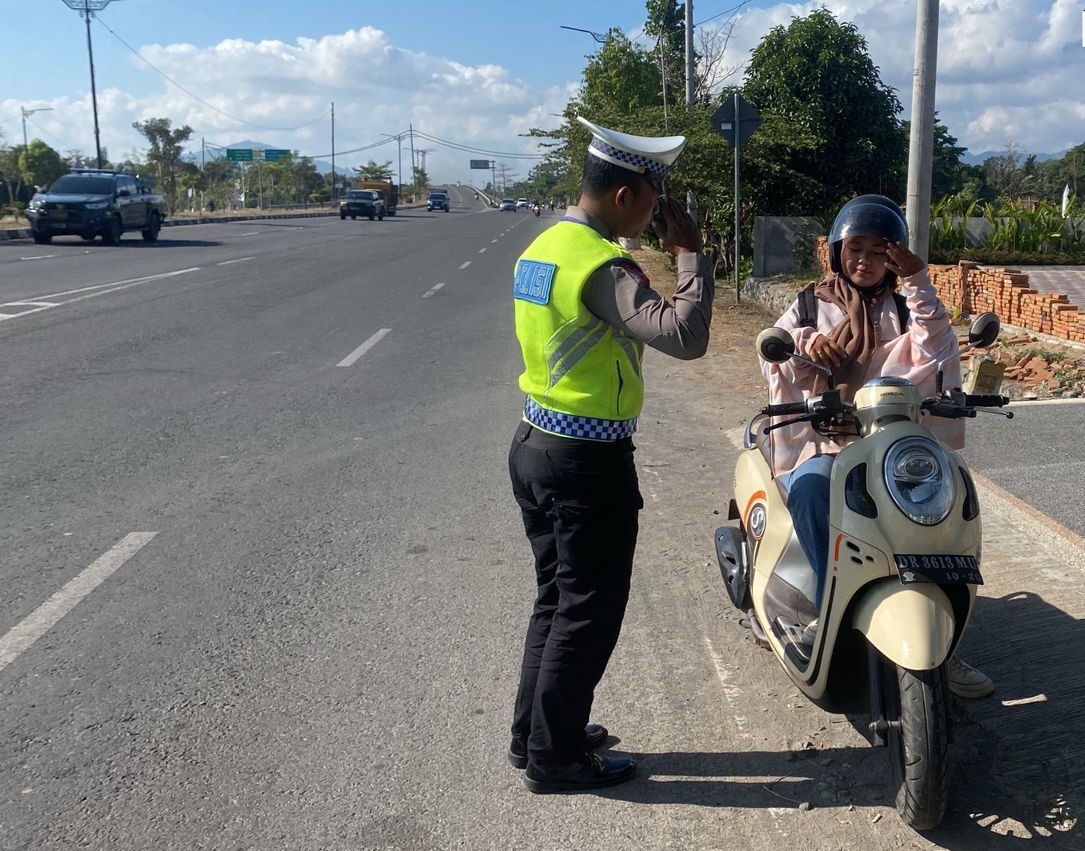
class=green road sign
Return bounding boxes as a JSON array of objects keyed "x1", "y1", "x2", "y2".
[
  {"x1": 264, "y1": 149, "x2": 290, "y2": 162},
  {"x1": 226, "y1": 148, "x2": 253, "y2": 162}
]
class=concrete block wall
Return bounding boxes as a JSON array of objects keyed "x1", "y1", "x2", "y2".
[{"x1": 815, "y1": 237, "x2": 1085, "y2": 344}]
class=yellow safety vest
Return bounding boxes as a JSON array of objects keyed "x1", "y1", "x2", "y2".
[{"x1": 514, "y1": 221, "x2": 645, "y2": 433}]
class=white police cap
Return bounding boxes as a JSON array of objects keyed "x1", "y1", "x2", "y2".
[{"x1": 577, "y1": 115, "x2": 687, "y2": 179}]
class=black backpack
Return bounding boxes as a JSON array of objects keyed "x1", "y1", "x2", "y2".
[{"x1": 797, "y1": 286, "x2": 910, "y2": 330}]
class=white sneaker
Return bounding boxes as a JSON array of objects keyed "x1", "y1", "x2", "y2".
[{"x1": 948, "y1": 656, "x2": 994, "y2": 698}]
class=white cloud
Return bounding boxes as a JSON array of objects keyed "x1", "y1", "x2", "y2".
[
  {"x1": 716, "y1": 0, "x2": 1085, "y2": 157},
  {"x1": 5, "y1": 26, "x2": 567, "y2": 182},
  {"x1": 7, "y1": 3, "x2": 1085, "y2": 175}
]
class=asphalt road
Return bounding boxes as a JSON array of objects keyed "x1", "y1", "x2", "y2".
[
  {"x1": 2, "y1": 194, "x2": 1083, "y2": 850},
  {"x1": 961, "y1": 399, "x2": 1085, "y2": 540}
]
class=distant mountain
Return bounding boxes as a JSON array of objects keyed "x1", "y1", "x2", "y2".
[{"x1": 961, "y1": 148, "x2": 1065, "y2": 165}]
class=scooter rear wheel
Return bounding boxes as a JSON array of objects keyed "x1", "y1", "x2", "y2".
[{"x1": 880, "y1": 657, "x2": 950, "y2": 830}]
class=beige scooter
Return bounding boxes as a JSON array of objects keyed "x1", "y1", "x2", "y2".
[{"x1": 714, "y1": 313, "x2": 1010, "y2": 830}]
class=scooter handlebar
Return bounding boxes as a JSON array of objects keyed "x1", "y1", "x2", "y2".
[
  {"x1": 964, "y1": 393, "x2": 1011, "y2": 407},
  {"x1": 923, "y1": 392, "x2": 1012, "y2": 419},
  {"x1": 762, "y1": 401, "x2": 810, "y2": 416}
]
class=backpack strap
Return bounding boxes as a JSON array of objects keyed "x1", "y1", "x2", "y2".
[
  {"x1": 797, "y1": 286, "x2": 819, "y2": 329},
  {"x1": 798, "y1": 285, "x2": 909, "y2": 330},
  {"x1": 892, "y1": 291, "x2": 910, "y2": 329}
]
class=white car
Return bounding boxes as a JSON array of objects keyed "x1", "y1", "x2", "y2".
[{"x1": 516, "y1": 198, "x2": 530, "y2": 209}]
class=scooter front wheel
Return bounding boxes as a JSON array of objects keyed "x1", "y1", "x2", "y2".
[{"x1": 877, "y1": 654, "x2": 950, "y2": 830}]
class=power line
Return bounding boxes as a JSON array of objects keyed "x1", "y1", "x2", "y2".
[
  {"x1": 410, "y1": 129, "x2": 546, "y2": 160},
  {"x1": 695, "y1": 1, "x2": 752, "y2": 27}
]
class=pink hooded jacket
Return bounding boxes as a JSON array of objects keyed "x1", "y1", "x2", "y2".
[{"x1": 761, "y1": 267, "x2": 965, "y2": 477}]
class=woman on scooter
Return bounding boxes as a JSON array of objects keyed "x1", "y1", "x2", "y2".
[{"x1": 762, "y1": 194, "x2": 993, "y2": 699}]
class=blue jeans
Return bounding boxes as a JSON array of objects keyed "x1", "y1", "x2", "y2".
[{"x1": 780, "y1": 454, "x2": 835, "y2": 609}]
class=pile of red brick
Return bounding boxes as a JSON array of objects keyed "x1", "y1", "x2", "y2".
[
  {"x1": 929, "y1": 261, "x2": 1085, "y2": 344},
  {"x1": 975, "y1": 335, "x2": 1085, "y2": 396}
]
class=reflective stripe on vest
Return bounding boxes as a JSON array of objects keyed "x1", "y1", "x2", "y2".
[{"x1": 513, "y1": 221, "x2": 645, "y2": 423}]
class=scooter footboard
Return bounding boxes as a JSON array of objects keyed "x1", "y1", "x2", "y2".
[{"x1": 852, "y1": 582, "x2": 955, "y2": 671}]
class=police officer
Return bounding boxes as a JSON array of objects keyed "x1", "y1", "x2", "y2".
[{"x1": 508, "y1": 116, "x2": 715, "y2": 793}]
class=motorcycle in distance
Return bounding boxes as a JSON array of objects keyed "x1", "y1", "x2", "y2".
[
  {"x1": 531, "y1": 202, "x2": 541, "y2": 217},
  {"x1": 714, "y1": 312, "x2": 1012, "y2": 831}
]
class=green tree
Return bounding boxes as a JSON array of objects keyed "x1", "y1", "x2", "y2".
[
  {"x1": 0, "y1": 145, "x2": 27, "y2": 214},
  {"x1": 983, "y1": 145, "x2": 1036, "y2": 200},
  {"x1": 132, "y1": 118, "x2": 194, "y2": 212},
  {"x1": 353, "y1": 160, "x2": 394, "y2": 181},
  {"x1": 741, "y1": 8, "x2": 906, "y2": 214},
  {"x1": 19, "y1": 140, "x2": 66, "y2": 192},
  {"x1": 644, "y1": 0, "x2": 689, "y2": 108},
  {"x1": 410, "y1": 165, "x2": 429, "y2": 196}
]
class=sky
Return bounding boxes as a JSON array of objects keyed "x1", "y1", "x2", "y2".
[{"x1": 3, "y1": 0, "x2": 1085, "y2": 185}]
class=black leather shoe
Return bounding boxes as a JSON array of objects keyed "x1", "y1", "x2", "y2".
[
  {"x1": 523, "y1": 751, "x2": 636, "y2": 793},
  {"x1": 507, "y1": 723, "x2": 608, "y2": 770}
]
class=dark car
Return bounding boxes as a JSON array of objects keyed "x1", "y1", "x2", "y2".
[
  {"x1": 340, "y1": 189, "x2": 384, "y2": 221},
  {"x1": 427, "y1": 192, "x2": 450, "y2": 212},
  {"x1": 25, "y1": 169, "x2": 167, "y2": 245},
  {"x1": 499, "y1": 199, "x2": 516, "y2": 211}
]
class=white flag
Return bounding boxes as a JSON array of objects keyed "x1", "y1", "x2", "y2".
[{"x1": 1063, "y1": 184, "x2": 1071, "y2": 217}]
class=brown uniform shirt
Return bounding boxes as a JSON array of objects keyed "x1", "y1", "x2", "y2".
[{"x1": 568, "y1": 206, "x2": 715, "y2": 360}]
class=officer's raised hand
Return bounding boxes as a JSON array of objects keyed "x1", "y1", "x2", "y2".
[{"x1": 652, "y1": 195, "x2": 702, "y2": 256}]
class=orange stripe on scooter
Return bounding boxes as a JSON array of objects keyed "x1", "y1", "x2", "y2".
[
  {"x1": 743, "y1": 491, "x2": 766, "y2": 526},
  {"x1": 833, "y1": 533, "x2": 845, "y2": 565}
]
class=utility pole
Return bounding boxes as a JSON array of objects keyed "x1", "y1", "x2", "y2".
[
  {"x1": 684, "y1": 0, "x2": 697, "y2": 222},
  {"x1": 658, "y1": 36, "x2": 669, "y2": 132},
  {"x1": 21, "y1": 107, "x2": 54, "y2": 152},
  {"x1": 62, "y1": 0, "x2": 113, "y2": 167},
  {"x1": 906, "y1": 0, "x2": 939, "y2": 260},
  {"x1": 685, "y1": 0, "x2": 694, "y2": 107},
  {"x1": 330, "y1": 101, "x2": 336, "y2": 202}
]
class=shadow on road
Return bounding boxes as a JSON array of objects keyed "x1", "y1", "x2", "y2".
[{"x1": 596, "y1": 590, "x2": 1082, "y2": 848}]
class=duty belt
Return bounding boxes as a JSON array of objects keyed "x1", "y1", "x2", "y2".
[{"x1": 523, "y1": 398, "x2": 637, "y2": 441}]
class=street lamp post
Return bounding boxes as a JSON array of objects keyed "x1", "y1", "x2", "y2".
[
  {"x1": 559, "y1": 24, "x2": 608, "y2": 43},
  {"x1": 61, "y1": 0, "x2": 114, "y2": 168},
  {"x1": 21, "y1": 107, "x2": 54, "y2": 152}
]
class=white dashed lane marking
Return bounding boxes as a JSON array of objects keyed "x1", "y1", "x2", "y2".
[{"x1": 337, "y1": 328, "x2": 391, "y2": 367}]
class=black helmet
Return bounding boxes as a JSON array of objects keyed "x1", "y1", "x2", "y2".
[{"x1": 828, "y1": 195, "x2": 908, "y2": 275}]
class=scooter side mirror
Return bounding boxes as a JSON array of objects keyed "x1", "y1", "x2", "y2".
[
  {"x1": 756, "y1": 327, "x2": 795, "y2": 363},
  {"x1": 968, "y1": 312, "x2": 1001, "y2": 349}
]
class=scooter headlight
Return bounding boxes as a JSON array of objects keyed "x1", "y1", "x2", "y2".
[{"x1": 883, "y1": 436, "x2": 955, "y2": 525}]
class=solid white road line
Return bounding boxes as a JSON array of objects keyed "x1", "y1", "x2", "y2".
[
  {"x1": 337, "y1": 328, "x2": 391, "y2": 367},
  {"x1": 0, "y1": 532, "x2": 158, "y2": 673},
  {"x1": 0, "y1": 268, "x2": 200, "y2": 322},
  {"x1": 423, "y1": 282, "x2": 446, "y2": 299}
]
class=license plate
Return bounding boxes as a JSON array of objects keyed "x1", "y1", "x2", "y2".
[
  {"x1": 47, "y1": 211, "x2": 68, "y2": 220},
  {"x1": 894, "y1": 554, "x2": 982, "y2": 585}
]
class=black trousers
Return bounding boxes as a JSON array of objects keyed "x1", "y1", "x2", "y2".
[{"x1": 508, "y1": 420, "x2": 643, "y2": 765}]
